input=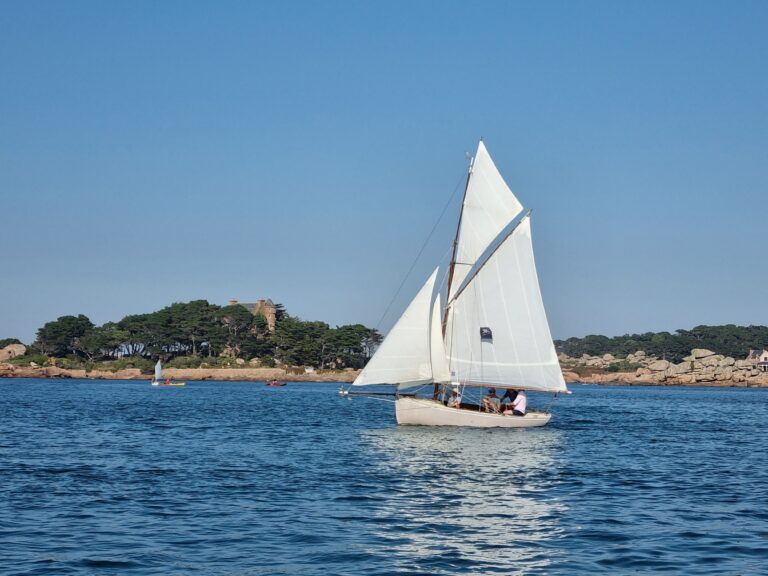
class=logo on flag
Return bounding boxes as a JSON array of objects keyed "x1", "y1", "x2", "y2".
[{"x1": 480, "y1": 327, "x2": 493, "y2": 341}]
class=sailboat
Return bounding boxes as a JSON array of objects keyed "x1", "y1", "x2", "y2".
[
  {"x1": 348, "y1": 141, "x2": 568, "y2": 427},
  {"x1": 150, "y1": 360, "x2": 185, "y2": 387}
]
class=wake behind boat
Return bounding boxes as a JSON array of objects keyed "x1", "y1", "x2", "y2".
[
  {"x1": 150, "y1": 360, "x2": 186, "y2": 387},
  {"x1": 345, "y1": 141, "x2": 568, "y2": 428}
]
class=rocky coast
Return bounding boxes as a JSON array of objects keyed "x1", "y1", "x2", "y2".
[{"x1": 561, "y1": 348, "x2": 768, "y2": 387}]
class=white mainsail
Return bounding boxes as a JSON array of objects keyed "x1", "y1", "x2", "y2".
[
  {"x1": 448, "y1": 141, "x2": 524, "y2": 302},
  {"x1": 154, "y1": 360, "x2": 163, "y2": 381},
  {"x1": 353, "y1": 268, "x2": 439, "y2": 389},
  {"x1": 445, "y1": 215, "x2": 567, "y2": 393}
]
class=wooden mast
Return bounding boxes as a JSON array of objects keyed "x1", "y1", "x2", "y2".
[
  {"x1": 434, "y1": 146, "x2": 475, "y2": 400},
  {"x1": 442, "y1": 151, "x2": 475, "y2": 336}
]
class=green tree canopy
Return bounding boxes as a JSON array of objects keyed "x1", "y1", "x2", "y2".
[
  {"x1": 213, "y1": 304, "x2": 255, "y2": 357},
  {"x1": 28, "y1": 299, "x2": 380, "y2": 368},
  {"x1": 74, "y1": 322, "x2": 129, "y2": 361},
  {"x1": 35, "y1": 314, "x2": 95, "y2": 357},
  {"x1": 555, "y1": 324, "x2": 768, "y2": 363}
]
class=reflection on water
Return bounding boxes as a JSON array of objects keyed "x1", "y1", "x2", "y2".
[{"x1": 360, "y1": 425, "x2": 566, "y2": 573}]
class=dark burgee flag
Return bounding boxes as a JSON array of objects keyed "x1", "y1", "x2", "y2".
[{"x1": 480, "y1": 327, "x2": 493, "y2": 342}]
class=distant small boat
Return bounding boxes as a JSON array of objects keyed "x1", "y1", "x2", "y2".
[
  {"x1": 150, "y1": 360, "x2": 186, "y2": 387},
  {"x1": 266, "y1": 380, "x2": 286, "y2": 387}
]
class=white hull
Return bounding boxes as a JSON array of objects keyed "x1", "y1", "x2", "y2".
[{"x1": 395, "y1": 397, "x2": 551, "y2": 428}]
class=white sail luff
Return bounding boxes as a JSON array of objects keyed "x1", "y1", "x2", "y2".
[
  {"x1": 353, "y1": 268, "x2": 438, "y2": 388},
  {"x1": 448, "y1": 141, "x2": 524, "y2": 301}
]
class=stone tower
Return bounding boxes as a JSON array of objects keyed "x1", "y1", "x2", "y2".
[{"x1": 229, "y1": 298, "x2": 277, "y2": 332}]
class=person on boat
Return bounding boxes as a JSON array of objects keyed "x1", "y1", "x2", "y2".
[
  {"x1": 503, "y1": 390, "x2": 527, "y2": 416},
  {"x1": 482, "y1": 388, "x2": 501, "y2": 413},
  {"x1": 500, "y1": 388, "x2": 518, "y2": 410},
  {"x1": 447, "y1": 388, "x2": 462, "y2": 408}
]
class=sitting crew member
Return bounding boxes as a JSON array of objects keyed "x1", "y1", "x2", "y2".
[
  {"x1": 503, "y1": 389, "x2": 527, "y2": 416},
  {"x1": 482, "y1": 388, "x2": 501, "y2": 413},
  {"x1": 447, "y1": 388, "x2": 462, "y2": 408},
  {"x1": 500, "y1": 388, "x2": 518, "y2": 411}
]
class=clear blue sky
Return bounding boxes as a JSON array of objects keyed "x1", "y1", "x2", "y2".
[{"x1": 1, "y1": 0, "x2": 767, "y2": 345}]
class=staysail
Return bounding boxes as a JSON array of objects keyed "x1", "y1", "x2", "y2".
[
  {"x1": 353, "y1": 268, "x2": 439, "y2": 389},
  {"x1": 447, "y1": 141, "x2": 524, "y2": 302},
  {"x1": 430, "y1": 293, "x2": 451, "y2": 384},
  {"x1": 444, "y1": 215, "x2": 567, "y2": 392}
]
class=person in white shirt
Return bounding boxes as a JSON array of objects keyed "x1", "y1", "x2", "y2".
[{"x1": 510, "y1": 390, "x2": 527, "y2": 416}]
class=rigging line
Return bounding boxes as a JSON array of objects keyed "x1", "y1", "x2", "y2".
[
  {"x1": 365, "y1": 396, "x2": 397, "y2": 404},
  {"x1": 542, "y1": 393, "x2": 557, "y2": 413},
  {"x1": 373, "y1": 168, "x2": 469, "y2": 333}
]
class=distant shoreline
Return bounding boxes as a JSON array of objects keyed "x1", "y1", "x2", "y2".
[
  {"x1": 2, "y1": 364, "x2": 767, "y2": 388},
  {"x1": 0, "y1": 365, "x2": 359, "y2": 383}
]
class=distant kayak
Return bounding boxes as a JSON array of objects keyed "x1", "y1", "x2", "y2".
[
  {"x1": 151, "y1": 379, "x2": 186, "y2": 387},
  {"x1": 266, "y1": 380, "x2": 286, "y2": 387}
]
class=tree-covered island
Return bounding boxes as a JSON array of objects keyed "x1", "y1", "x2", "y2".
[{"x1": 2, "y1": 300, "x2": 381, "y2": 374}]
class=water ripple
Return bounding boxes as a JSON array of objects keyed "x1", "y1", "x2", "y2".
[{"x1": 1, "y1": 379, "x2": 767, "y2": 574}]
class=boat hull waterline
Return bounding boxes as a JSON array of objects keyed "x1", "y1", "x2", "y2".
[{"x1": 395, "y1": 397, "x2": 550, "y2": 428}]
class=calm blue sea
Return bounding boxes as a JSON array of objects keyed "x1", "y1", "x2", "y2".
[{"x1": 1, "y1": 379, "x2": 767, "y2": 575}]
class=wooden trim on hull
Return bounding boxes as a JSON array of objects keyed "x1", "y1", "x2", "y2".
[{"x1": 395, "y1": 397, "x2": 551, "y2": 428}]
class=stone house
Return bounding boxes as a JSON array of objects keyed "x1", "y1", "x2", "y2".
[
  {"x1": 746, "y1": 349, "x2": 768, "y2": 372},
  {"x1": 229, "y1": 298, "x2": 277, "y2": 332}
]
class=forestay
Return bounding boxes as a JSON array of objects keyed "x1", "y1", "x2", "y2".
[
  {"x1": 448, "y1": 141, "x2": 524, "y2": 302},
  {"x1": 353, "y1": 268, "x2": 439, "y2": 389},
  {"x1": 445, "y1": 216, "x2": 567, "y2": 393}
]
